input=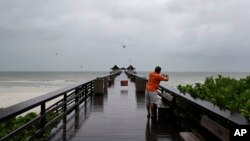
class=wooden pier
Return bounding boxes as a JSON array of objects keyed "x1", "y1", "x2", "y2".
[
  {"x1": 48, "y1": 72, "x2": 180, "y2": 141},
  {"x1": 0, "y1": 71, "x2": 249, "y2": 141}
]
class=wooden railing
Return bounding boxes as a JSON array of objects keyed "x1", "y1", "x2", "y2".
[
  {"x1": 0, "y1": 72, "x2": 120, "y2": 141},
  {"x1": 125, "y1": 72, "x2": 249, "y2": 128}
]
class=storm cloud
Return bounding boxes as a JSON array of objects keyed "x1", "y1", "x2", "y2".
[{"x1": 0, "y1": 0, "x2": 249, "y2": 72}]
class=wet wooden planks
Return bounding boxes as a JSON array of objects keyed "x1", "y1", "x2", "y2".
[{"x1": 54, "y1": 73, "x2": 180, "y2": 141}]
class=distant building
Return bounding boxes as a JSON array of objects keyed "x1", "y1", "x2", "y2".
[
  {"x1": 110, "y1": 65, "x2": 120, "y2": 73},
  {"x1": 126, "y1": 65, "x2": 136, "y2": 74},
  {"x1": 120, "y1": 67, "x2": 126, "y2": 70}
]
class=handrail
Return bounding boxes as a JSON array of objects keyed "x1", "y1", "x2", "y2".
[
  {"x1": 125, "y1": 72, "x2": 249, "y2": 126},
  {"x1": 158, "y1": 85, "x2": 249, "y2": 125},
  {"x1": 0, "y1": 72, "x2": 119, "y2": 122},
  {"x1": 0, "y1": 72, "x2": 120, "y2": 140},
  {"x1": 0, "y1": 81, "x2": 90, "y2": 122}
]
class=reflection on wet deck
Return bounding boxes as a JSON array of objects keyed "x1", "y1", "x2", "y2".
[{"x1": 48, "y1": 73, "x2": 180, "y2": 141}]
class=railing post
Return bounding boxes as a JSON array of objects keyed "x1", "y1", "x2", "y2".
[
  {"x1": 75, "y1": 88, "x2": 80, "y2": 113},
  {"x1": 63, "y1": 93, "x2": 67, "y2": 112},
  {"x1": 94, "y1": 77, "x2": 104, "y2": 94},
  {"x1": 135, "y1": 77, "x2": 146, "y2": 93},
  {"x1": 74, "y1": 88, "x2": 80, "y2": 130},
  {"x1": 91, "y1": 81, "x2": 93, "y2": 93},
  {"x1": 40, "y1": 102, "x2": 46, "y2": 137},
  {"x1": 109, "y1": 75, "x2": 115, "y2": 86},
  {"x1": 63, "y1": 92, "x2": 67, "y2": 139},
  {"x1": 89, "y1": 82, "x2": 94, "y2": 107},
  {"x1": 84, "y1": 85, "x2": 88, "y2": 115},
  {"x1": 85, "y1": 85, "x2": 88, "y2": 107},
  {"x1": 104, "y1": 77, "x2": 108, "y2": 89}
]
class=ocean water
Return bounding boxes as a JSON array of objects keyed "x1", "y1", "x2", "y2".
[
  {"x1": 0, "y1": 71, "x2": 109, "y2": 108},
  {"x1": 0, "y1": 71, "x2": 109, "y2": 88},
  {"x1": 137, "y1": 71, "x2": 250, "y2": 87},
  {"x1": 0, "y1": 71, "x2": 249, "y2": 108}
]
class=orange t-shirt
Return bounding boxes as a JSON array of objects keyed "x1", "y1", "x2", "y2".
[{"x1": 146, "y1": 71, "x2": 166, "y2": 92}]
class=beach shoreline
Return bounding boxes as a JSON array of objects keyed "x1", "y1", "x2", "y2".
[{"x1": 0, "y1": 86, "x2": 61, "y2": 109}]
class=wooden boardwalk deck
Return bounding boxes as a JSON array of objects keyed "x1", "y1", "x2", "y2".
[{"x1": 48, "y1": 73, "x2": 180, "y2": 141}]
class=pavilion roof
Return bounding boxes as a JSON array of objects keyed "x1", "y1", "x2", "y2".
[
  {"x1": 127, "y1": 65, "x2": 135, "y2": 70},
  {"x1": 110, "y1": 65, "x2": 120, "y2": 69}
]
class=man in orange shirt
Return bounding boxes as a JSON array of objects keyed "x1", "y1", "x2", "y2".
[{"x1": 145, "y1": 66, "x2": 169, "y2": 118}]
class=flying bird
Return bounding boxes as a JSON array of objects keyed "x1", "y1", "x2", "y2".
[{"x1": 123, "y1": 45, "x2": 125, "y2": 48}]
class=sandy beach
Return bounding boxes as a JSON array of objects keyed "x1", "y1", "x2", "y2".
[{"x1": 0, "y1": 86, "x2": 62, "y2": 110}]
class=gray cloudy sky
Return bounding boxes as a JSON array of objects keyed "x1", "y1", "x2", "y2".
[{"x1": 0, "y1": 0, "x2": 250, "y2": 72}]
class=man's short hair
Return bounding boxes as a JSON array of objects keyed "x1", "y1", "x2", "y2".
[{"x1": 155, "y1": 66, "x2": 161, "y2": 73}]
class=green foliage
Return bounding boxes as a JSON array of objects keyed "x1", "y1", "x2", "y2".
[
  {"x1": 0, "y1": 112, "x2": 59, "y2": 140},
  {"x1": 0, "y1": 112, "x2": 38, "y2": 140},
  {"x1": 177, "y1": 75, "x2": 250, "y2": 120}
]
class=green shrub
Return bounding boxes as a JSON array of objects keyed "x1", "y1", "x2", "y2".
[
  {"x1": 178, "y1": 75, "x2": 250, "y2": 120},
  {"x1": 0, "y1": 112, "x2": 59, "y2": 141}
]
